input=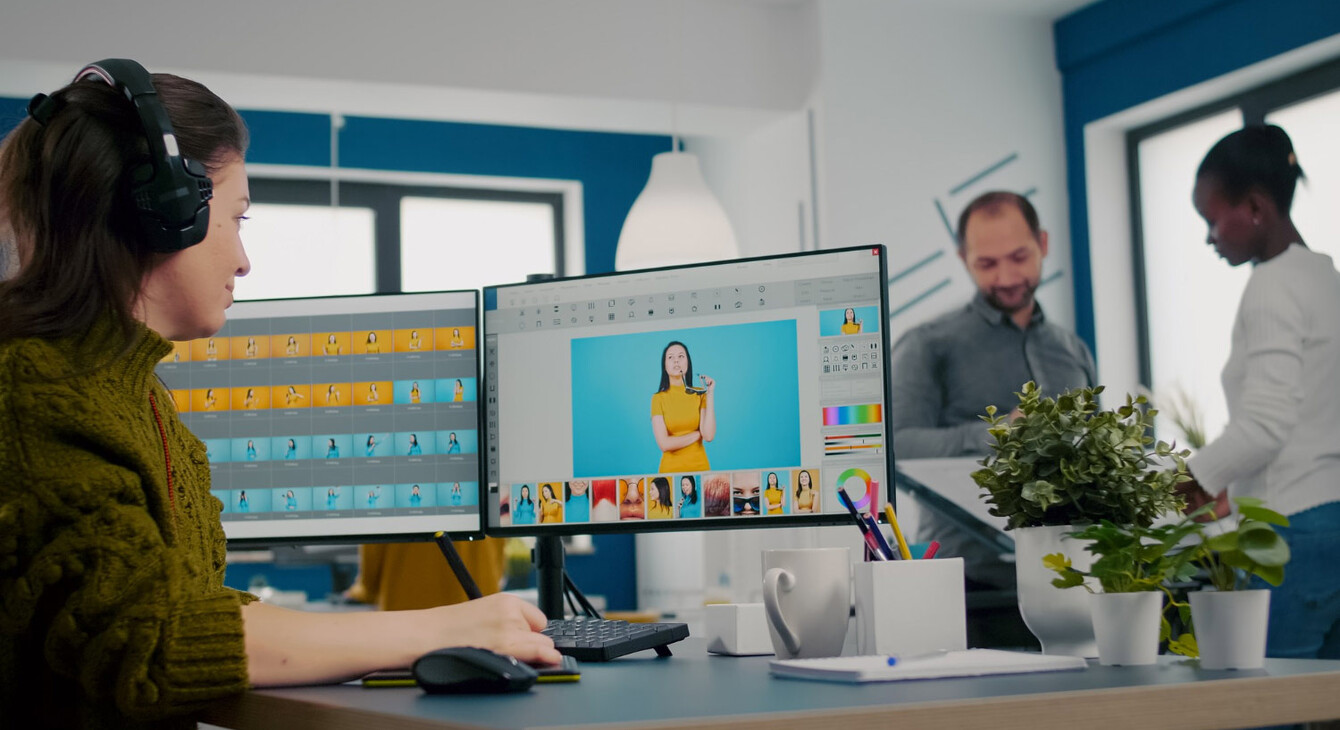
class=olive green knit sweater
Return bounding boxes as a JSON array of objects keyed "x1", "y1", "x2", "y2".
[{"x1": 0, "y1": 323, "x2": 251, "y2": 729}]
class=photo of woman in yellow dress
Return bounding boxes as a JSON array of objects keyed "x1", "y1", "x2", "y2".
[
  {"x1": 764, "y1": 471, "x2": 785, "y2": 514},
  {"x1": 364, "y1": 331, "x2": 381, "y2": 354},
  {"x1": 650, "y1": 341, "x2": 716, "y2": 473},
  {"x1": 283, "y1": 385, "x2": 304, "y2": 407},
  {"x1": 285, "y1": 335, "x2": 300, "y2": 356},
  {"x1": 244, "y1": 336, "x2": 258, "y2": 358},
  {"x1": 323, "y1": 333, "x2": 341, "y2": 356},
  {"x1": 324, "y1": 384, "x2": 341, "y2": 406},
  {"x1": 242, "y1": 387, "x2": 257, "y2": 409},
  {"x1": 453, "y1": 378, "x2": 464, "y2": 403},
  {"x1": 410, "y1": 381, "x2": 421, "y2": 404},
  {"x1": 539, "y1": 483, "x2": 564, "y2": 523},
  {"x1": 647, "y1": 477, "x2": 673, "y2": 519},
  {"x1": 449, "y1": 328, "x2": 464, "y2": 349},
  {"x1": 793, "y1": 469, "x2": 818, "y2": 513},
  {"x1": 407, "y1": 330, "x2": 422, "y2": 350},
  {"x1": 205, "y1": 337, "x2": 219, "y2": 360},
  {"x1": 840, "y1": 307, "x2": 863, "y2": 335}
]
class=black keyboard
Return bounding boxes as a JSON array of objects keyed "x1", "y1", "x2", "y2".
[{"x1": 542, "y1": 617, "x2": 690, "y2": 662}]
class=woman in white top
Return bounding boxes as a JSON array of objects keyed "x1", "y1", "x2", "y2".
[{"x1": 1180, "y1": 124, "x2": 1340, "y2": 660}]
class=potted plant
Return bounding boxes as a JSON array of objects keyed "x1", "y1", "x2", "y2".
[
  {"x1": 972, "y1": 382, "x2": 1189, "y2": 656},
  {"x1": 1044, "y1": 517, "x2": 1203, "y2": 665},
  {"x1": 1187, "y1": 497, "x2": 1290, "y2": 670}
]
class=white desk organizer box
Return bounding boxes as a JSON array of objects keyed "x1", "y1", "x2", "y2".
[
  {"x1": 705, "y1": 603, "x2": 776, "y2": 656},
  {"x1": 855, "y1": 557, "x2": 967, "y2": 656}
]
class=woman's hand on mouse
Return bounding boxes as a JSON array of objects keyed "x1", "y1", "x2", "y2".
[{"x1": 424, "y1": 594, "x2": 562, "y2": 666}]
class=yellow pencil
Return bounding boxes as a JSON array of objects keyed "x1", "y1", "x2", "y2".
[{"x1": 883, "y1": 504, "x2": 913, "y2": 560}]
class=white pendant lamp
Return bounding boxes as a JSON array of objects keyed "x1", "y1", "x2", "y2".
[{"x1": 615, "y1": 150, "x2": 740, "y2": 271}]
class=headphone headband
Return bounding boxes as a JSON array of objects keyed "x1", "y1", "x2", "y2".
[{"x1": 73, "y1": 59, "x2": 213, "y2": 253}]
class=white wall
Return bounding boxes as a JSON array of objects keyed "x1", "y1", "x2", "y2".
[
  {"x1": 0, "y1": 0, "x2": 814, "y2": 118},
  {"x1": 814, "y1": 0, "x2": 1075, "y2": 344}
]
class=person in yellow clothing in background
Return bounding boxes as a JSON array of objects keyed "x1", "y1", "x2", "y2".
[
  {"x1": 347, "y1": 539, "x2": 508, "y2": 611},
  {"x1": 650, "y1": 341, "x2": 716, "y2": 472}
]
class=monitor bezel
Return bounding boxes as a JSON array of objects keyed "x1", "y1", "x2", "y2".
[
  {"x1": 182, "y1": 288, "x2": 489, "y2": 548},
  {"x1": 481, "y1": 244, "x2": 896, "y2": 537}
]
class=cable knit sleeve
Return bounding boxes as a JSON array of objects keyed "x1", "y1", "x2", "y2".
[
  {"x1": 0, "y1": 336, "x2": 250, "y2": 725},
  {"x1": 1187, "y1": 265, "x2": 1306, "y2": 496}
]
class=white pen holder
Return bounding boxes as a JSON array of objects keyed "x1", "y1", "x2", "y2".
[{"x1": 854, "y1": 557, "x2": 967, "y2": 656}]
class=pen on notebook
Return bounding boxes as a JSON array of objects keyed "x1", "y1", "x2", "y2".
[
  {"x1": 882, "y1": 504, "x2": 914, "y2": 560},
  {"x1": 836, "y1": 487, "x2": 888, "y2": 561},
  {"x1": 922, "y1": 541, "x2": 941, "y2": 560},
  {"x1": 885, "y1": 649, "x2": 950, "y2": 666}
]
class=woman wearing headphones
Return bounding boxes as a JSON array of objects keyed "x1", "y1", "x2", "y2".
[{"x1": 0, "y1": 60, "x2": 556, "y2": 727}]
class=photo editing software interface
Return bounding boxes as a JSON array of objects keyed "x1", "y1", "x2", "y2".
[
  {"x1": 483, "y1": 246, "x2": 893, "y2": 533},
  {"x1": 154, "y1": 291, "x2": 484, "y2": 543}
]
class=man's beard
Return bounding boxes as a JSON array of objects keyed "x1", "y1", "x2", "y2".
[{"x1": 984, "y1": 279, "x2": 1040, "y2": 315}]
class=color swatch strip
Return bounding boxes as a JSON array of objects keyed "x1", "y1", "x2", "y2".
[{"x1": 822, "y1": 404, "x2": 883, "y2": 426}]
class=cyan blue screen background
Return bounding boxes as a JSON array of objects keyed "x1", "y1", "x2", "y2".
[
  {"x1": 437, "y1": 430, "x2": 479, "y2": 454},
  {"x1": 570, "y1": 320, "x2": 801, "y2": 477},
  {"x1": 818, "y1": 305, "x2": 881, "y2": 336},
  {"x1": 394, "y1": 379, "x2": 436, "y2": 404}
]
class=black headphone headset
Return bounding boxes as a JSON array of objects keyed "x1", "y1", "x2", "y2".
[{"x1": 27, "y1": 58, "x2": 214, "y2": 253}]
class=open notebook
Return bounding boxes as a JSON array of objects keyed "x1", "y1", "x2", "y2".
[{"x1": 770, "y1": 649, "x2": 1086, "y2": 683}]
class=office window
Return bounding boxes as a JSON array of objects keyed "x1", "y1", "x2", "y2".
[
  {"x1": 1128, "y1": 57, "x2": 1340, "y2": 445},
  {"x1": 1266, "y1": 88, "x2": 1340, "y2": 263},
  {"x1": 247, "y1": 178, "x2": 566, "y2": 297},
  {"x1": 1135, "y1": 109, "x2": 1245, "y2": 443},
  {"x1": 234, "y1": 203, "x2": 376, "y2": 301},
  {"x1": 401, "y1": 197, "x2": 558, "y2": 293}
]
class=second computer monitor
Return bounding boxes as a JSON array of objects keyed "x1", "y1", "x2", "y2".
[
  {"x1": 483, "y1": 245, "x2": 894, "y2": 534},
  {"x1": 156, "y1": 290, "x2": 484, "y2": 546}
]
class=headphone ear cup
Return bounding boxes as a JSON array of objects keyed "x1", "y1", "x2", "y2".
[{"x1": 76, "y1": 59, "x2": 216, "y2": 254}]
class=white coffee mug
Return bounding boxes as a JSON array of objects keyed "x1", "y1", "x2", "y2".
[{"x1": 761, "y1": 547, "x2": 851, "y2": 659}]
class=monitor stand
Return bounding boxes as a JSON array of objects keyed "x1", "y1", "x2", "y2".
[{"x1": 535, "y1": 535, "x2": 566, "y2": 620}]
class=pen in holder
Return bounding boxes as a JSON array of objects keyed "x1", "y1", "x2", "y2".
[{"x1": 854, "y1": 557, "x2": 967, "y2": 657}]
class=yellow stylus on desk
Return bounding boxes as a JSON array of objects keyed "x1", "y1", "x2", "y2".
[{"x1": 883, "y1": 504, "x2": 913, "y2": 560}]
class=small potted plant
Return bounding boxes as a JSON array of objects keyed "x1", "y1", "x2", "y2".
[
  {"x1": 972, "y1": 382, "x2": 1189, "y2": 657},
  {"x1": 1044, "y1": 517, "x2": 1203, "y2": 665},
  {"x1": 1187, "y1": 496, "x2": 1290, "y2": 670}
]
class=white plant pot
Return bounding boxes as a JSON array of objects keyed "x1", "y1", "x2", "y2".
[
  {"x1": 1014, "y1": 524, "x2": 1098, "y2": 657},
  {"x1": 1189, "y1": 589, "x2": 1271, "y2": 670},
  {"x1": 1090, "y1": 591, "x2": 1163, "y2": 666}
]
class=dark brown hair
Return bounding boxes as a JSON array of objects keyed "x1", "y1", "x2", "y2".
[
  {"x1": 1197, "y1": 124, "x2": 1305, "y2": 213},
  {"x1": 955, "y1": 191, "x2": 1042, "y2": 252},
  {"x1": 0, "y1": 72, "x2": 248, "y2": 346}
]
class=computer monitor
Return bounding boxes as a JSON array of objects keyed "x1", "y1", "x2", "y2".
[
  {"x1": 154, "y1": 291, "x2": 485, "y2": 547},
  {"x1": 482, "y1": 245, "x2": 895, "y2": 536}
]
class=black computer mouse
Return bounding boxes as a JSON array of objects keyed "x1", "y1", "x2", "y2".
[{"x1": 411, "y1": 647, "x2": 539, "y2": 694}]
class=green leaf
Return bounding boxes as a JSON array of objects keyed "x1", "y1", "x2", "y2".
[
  {"x1": 1237, "y1": 528, "x2": 1291, "y2": 567},
  {"x1": 1238, "y1": 504, "x2": 1290, "y2": 527},
  {"x1": 1041, "y1": 553, "x2": 1072, "y2": 571},
  {"x1": 1254, "y1": 564, "x2": 1285, "y2": 586},
  {"x1": 1167, "y1": 633, "x2": 1199, "y2": 658}
]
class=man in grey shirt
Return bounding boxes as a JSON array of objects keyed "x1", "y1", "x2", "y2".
[{"x1": 891, "y1": 191, "x2": 1095, "y2": 587}]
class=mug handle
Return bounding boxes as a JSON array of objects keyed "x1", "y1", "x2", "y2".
[{"x1": 763, "y1": 567, "x2": 801, "y2": 656}]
